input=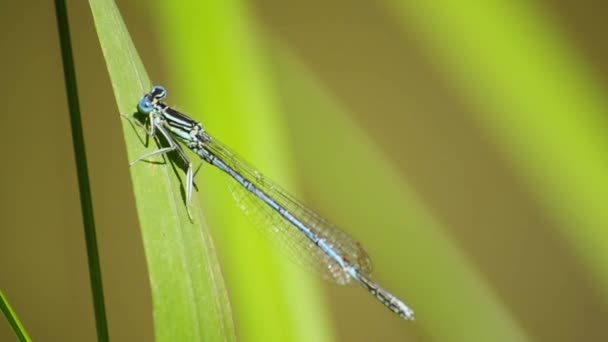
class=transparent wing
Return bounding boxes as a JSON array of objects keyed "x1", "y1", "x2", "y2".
[{"x1": 204, "y1": 137, "x2": 372, "y2": 285}]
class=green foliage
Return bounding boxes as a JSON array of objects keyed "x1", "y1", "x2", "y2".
[
  {"x1": 273, "y1": 47, "x2": 531, "y2": 342},
  {"x1": 88, "y1": 0, "x2": 235, "y2": 340},
  {"x1": 0, "y1": 289, "x2": 31, "y2": 342},
  {"x1": 54, "y1": 0, "x2": 108, "y2": 339},
  {"x1": 85, "y1": 0, "x2": 608, "y2": 341},
  {"x1": 388, "y1": 0, "x2": 608, "y2": 302},
  {"x1": 149, "y1": 2, "x2": 335, "y2": 341}
]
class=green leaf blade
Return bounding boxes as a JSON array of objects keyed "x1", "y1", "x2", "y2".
[
  {"x1": 88, "y1": 0, "x2": 236, "y2": 340},
  {"x1": 0, "y1": 289, "x2": 32, "y2": 342}
]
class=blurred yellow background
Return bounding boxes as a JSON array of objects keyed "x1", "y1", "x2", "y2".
[{"x1": 1, "y1": 0, "x2": 607, "y2": 341}]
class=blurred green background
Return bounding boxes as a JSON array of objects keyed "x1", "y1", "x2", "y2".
[{"x1": 1, "y1": 0, "x2": 608, "y2": 341}]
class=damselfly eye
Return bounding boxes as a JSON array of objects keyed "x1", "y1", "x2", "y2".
[
  {"x1": 151, "y1": 85, "x2": 167, "y2": 100},
  {"x1": 137, "y1": 97, "x2": 155, "y2": 114}
]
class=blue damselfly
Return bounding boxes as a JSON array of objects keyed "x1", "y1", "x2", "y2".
[{"x1": 131, "y1": 85, "x2": 415, "y2": 320}]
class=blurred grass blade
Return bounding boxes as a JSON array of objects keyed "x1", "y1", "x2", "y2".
[
  {"x1": 151, "y1": 2, "x2": 334, "y2": 341},
  {"x1": 53, "y1": 0, "x2": 108, "y2": 340},
  {"x1": 385, "y1": 0, "x2": 608, "y2": 303},
  {"x1": 0, "y1": 289, "x2": 32, "y2": 342},
  {"x1": 87, "y1": 0, "x2": 236, "y2": 340},
  {"x1": 273, "y1": 45, "x2": 531, "y2": 342}
]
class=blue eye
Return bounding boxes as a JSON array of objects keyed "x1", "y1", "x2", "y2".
[
  {"x1": 151, "y1": 85, "x2": 167, "y2": 100},
  {"x1": 138, "y1": 97, "x2": 155, "y2": 114}
]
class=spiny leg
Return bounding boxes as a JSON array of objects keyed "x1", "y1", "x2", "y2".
[
  {"x1": 191, "y1": 161, "x2": 205, "y2": 191},
  {"x1": 129, "y1": 119, "x2": 197, "y2": 220},
  {"x1": 193, "y1": 161, "x2": 204, "y2": 178},
  {"x1": 130, "y1": 146, "x2": 177, "y2": 166},
  {"x1": 129, "y1": 117, "x2": 176, "y2": 166},
  {"x1": 154, "y1": 125, "x2": 196, "y2": 220},
  {"x1": 120, "y1": 111, "x2": 155, "y2": 148}
]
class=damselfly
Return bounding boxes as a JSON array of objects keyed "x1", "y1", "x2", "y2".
[{"x1": 131, "y1": 85, "x2": 415, "y2": 320}]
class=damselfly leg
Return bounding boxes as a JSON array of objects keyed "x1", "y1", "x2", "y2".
[{"x1": 130, "y1": 92, "x2": 196, "y2": 219}]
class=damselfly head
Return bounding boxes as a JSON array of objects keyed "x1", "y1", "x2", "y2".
[{"x1": 138, "y1": 85, "x2": 168, "y2": 114}]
